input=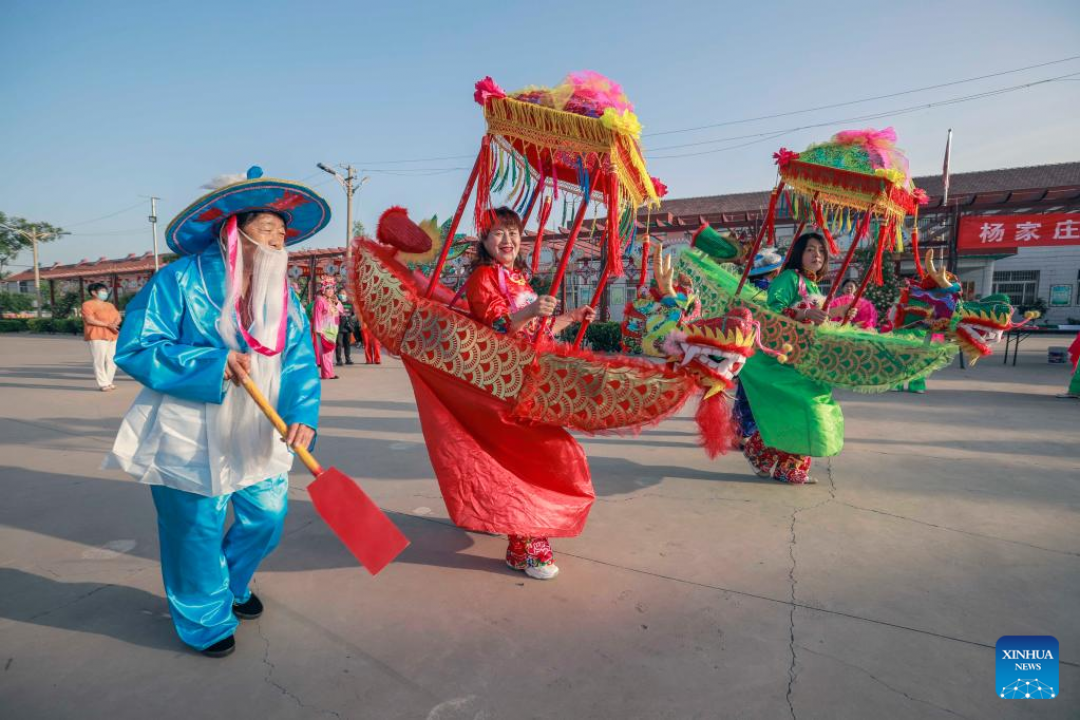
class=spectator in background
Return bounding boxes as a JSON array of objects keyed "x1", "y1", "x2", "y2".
[
  {"x1": 827, "y1": 279, "x2": 878, "y2": 330},
  {"x1": 81, "y1": 282, "x2": 121, "y2": 391},
  {"x1": 336, "y1": 291, "x2": 358, "y2": 366}
]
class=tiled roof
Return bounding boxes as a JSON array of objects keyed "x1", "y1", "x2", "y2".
[{"x1": 6, "y1": 252, "x2": 160, "y2": 282}]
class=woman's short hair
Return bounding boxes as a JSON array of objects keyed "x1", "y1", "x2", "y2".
[
  {"x1": 87, "y1": 282, "x2": 108, "y2": 294},
  {"x1": 472, "y1": 206, "x2": 527, "y2": 272}
]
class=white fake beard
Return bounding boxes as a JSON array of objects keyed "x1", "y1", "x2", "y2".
[{"x1": 216, "y1": 233, "x2": 290, "y2": 482}]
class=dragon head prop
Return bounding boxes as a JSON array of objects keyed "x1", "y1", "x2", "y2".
[
  {"x1": 663, "y1": 307, "x2": 759, "y2": 398},
  {"x1": 890, "y1": 250, "x2": 962, "y2": 332},
  {"x1": 890, "y1": 251, "x2": 1037, "y2": 364},
  {"x1": 953, "y1": 294, "x2": 1038, "y2": 364}
]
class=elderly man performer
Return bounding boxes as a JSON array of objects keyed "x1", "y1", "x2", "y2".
[{"x1": 107, "y1": 167, "x2": 327, "y2": 657}]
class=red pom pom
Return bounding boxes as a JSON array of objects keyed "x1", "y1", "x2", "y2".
[
  {"x1": 695, "y1": 392, "x2": 739, "y2": 459},
  {"x1": 376, "y1": 206, "x2": 431, "y2": 253}
]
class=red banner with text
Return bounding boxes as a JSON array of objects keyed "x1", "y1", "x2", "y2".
[{"x1": 958, "y1": 213, "x2": 1080, "y2": 252}]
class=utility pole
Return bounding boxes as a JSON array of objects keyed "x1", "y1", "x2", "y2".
[
  {"x1": 0, "y1": 222, "x2": 66, "y2": 317},
  {"x1": 148, "y1": 196, "x2": 161, "y2": 271},
  {"x1": 317, "y1": 163, "x2": 369, "y2": 244},
  {"x1": 30, "y1": 228, "x2": 43, "y2": 318}
]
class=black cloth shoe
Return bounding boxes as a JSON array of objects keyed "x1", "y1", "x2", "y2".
[
  {"x1": 201, "y1": 634, "x2": 235, "y2": 658},
  {"x1": 233, "y1": 593, "x2": 263, "y2": 620}
]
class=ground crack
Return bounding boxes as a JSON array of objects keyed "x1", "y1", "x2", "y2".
[
  {"x1": 257, "y1": 618, "x2": 343, "y2": 719},
  {"x1": 24, "y1": 583, "x2": 115, "y2": 622},
  {"x1": 798, "y1": 645, "x2": 972, "y2": 719},
  {"x1": 787, "y1": 458, "x2": 839, "y2": 719}
]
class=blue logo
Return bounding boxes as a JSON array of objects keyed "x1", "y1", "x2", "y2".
[{"x1": 996, "y1": 636, "x2": 1058, "y2": 699}]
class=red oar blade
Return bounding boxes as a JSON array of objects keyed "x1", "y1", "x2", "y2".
[{"x1": 307, "y1": 467, "x2": 410, "y2": 576}]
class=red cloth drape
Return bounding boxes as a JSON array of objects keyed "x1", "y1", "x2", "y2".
[
  {"x1": 1068, "y1": 331, "x2": 1080, "y2": 372},
  {"x1": 403, "y1": 356, "x2": 594, "y2": 537}
]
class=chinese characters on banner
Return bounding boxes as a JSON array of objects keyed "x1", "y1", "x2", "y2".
[{"x1": 958, "y1": 214, "x2": 1080, "y2": 251}]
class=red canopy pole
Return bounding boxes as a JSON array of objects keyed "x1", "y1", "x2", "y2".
[
  {"x1": 572, "y1": 224, "x2": 613, "y2": 349},
  {"x1": 842, "y1": 218, "x2": 894, "y2": 326},
  {"x1": 425, "y1": 137, "x2": 489, "y2": 299},
  {"x1": 535, "y1": 173, "x2": 597, "y2": 341},
  {"x1": 782, "y1": 220, "x2": 807, "y2": 266},
  {"x1": 530, "y1": 195, "x2": 554, "y2": 276},
  {"x1": 823, "y1": 210, "x2": 874, "y2": 307},
  {"x1": 736, "y1": 182, "x2": 784, "y2": 295},
  {"x1": 637, "y1": 234, "x2": 651, "y2": 290}
]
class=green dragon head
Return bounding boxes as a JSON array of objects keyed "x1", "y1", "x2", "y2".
[{"x1": 953, "y1": 293, "x2": 1035, "y2": 364}]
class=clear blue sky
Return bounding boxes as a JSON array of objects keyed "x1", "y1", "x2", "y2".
[{"x1": 2, "y1": 0, "x2": 1078, "y2": 269}]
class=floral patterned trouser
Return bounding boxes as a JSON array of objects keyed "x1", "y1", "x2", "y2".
[
  {"x1": 506, "y1": 535, "x2": 555, "y2": 570},
  {"x1": 743, "y1": 431, "x2": 813, "y2": 484}
]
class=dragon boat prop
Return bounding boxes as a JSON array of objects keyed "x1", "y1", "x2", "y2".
[
  {"x1": 345, "y1": 72, "x2": 762, "y2": 535},
  {"x1": 644, "y1": 129, "x2": 986, "y2": 392},
  {"x1": 657, "y1": 129, "x2": 1036, "y2": 389}
]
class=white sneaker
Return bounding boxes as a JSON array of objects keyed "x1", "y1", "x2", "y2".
[{"x1": 525, "y1": 563, "x2": 560, "y2": 581}]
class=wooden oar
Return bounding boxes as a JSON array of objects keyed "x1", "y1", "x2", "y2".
[{"x1": 237, "y1": 370, "x2": 409, "y2": 576}]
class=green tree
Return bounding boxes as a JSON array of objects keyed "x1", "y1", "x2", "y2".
[
  {"x1": 0, "y1": 291, "x2": 34, "y2": 314},
  {"x1": 852, "y1": 247, "x2": 902, "y2": 319},
  {"x1": 0, "y1": 211, "x2": 66, "y2": 277}
]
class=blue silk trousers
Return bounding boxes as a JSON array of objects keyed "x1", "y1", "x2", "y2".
[{"x1": 150, "y1": 475, "x2": 288, "y2": 650}]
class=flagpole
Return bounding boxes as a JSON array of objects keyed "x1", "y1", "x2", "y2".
[{"x1": 943, "y1": 129, "x2": 959, "y2": 274}]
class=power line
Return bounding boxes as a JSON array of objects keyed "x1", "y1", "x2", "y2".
[
  {"x1": 68, "y1": 228, "x2": 146, "y2": 237},
  {"x1": 329, "y1": 55, "x2": 1080, "y2": 167},
  {"x1": 644, "y1": 54, "x2": 1080, "y2": 137},
  {"x1": 346, "y1": 152, "x2": 477, "y2": 166},
  {"x1": 647, "y1": 71, "x2": 1080, "y2": 160},
  {"x1": 61, "y1": 200, "x2": 145, "y2": 228}
]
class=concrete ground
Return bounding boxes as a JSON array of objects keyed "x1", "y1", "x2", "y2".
[{"x1": 0, "y1": 333, "x2": 1077, "y2": 720}]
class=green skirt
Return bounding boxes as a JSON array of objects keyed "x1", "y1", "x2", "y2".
[{"x1": 740, "y1": 352, "x2": 844, "y2": 457}]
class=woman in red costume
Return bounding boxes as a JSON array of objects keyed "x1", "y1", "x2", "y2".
[{"x1": 460, "y1": 206, "x2": 596, "y2": 579}]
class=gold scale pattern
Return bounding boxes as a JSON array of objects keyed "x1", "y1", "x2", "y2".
[{"x1": 352, "y1": 241, "x2": 695, "y2": 431}]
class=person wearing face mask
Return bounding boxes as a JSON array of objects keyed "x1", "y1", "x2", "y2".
[
  {"x1": 312, "y1": 277, "x2": 343, "y2": 379},
  {"x1": 739, "y1": 232, "x2": 844, "y2": 485},
  {"x1": 81, "y1": 282, "x2": 122, "y2": 391},
  {"x1": 105, "y1": 167, "x2": 325, "y2": 657},
  {"x1": 335, "y1": 291, "x2": 357, "y2": 366}
]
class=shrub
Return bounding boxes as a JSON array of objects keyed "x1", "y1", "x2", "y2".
[
  {"x1": 26, "y1": 318, "x2": 55, "y2": 333},
  {"x1": 557, "y1": 321, "x2": 622, "y2": 352},
  {"x1": 57, "y1": 318, "x2": 84, "y2": 335},
  {"x1": 0, "y1": 318, "x2": 29, "y2": 332}
]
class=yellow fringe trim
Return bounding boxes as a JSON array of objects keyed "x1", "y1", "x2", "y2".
[
  {"x1": 484, "y1": 98, "x2": 660, "y2": 210},
  {"x1": 785, "y1": 179, "x2": 909, "y2": 223}
]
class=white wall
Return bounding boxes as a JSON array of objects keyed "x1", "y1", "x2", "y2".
[{"x1": 993, "y1": 245, "x2": 1080, "y2": 323}]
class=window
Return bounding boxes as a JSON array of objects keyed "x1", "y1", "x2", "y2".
[{"x1": 992, "y1": 270, "x2": 1040, "y2": 306}]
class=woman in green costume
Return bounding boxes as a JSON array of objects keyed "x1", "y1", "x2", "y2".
[{"x1": 741, "y1": 233, "x2": 842, "y2": 484}]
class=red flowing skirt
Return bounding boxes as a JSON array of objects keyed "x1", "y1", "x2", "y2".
[{"x1": 404, "y1": 356, "x2": 594, "y2": 538}]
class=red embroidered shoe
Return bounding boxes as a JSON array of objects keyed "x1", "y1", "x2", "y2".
[
  {"x1": 525, "y1": 537, "x2": 559, "y2": 580},
  {"x1": 743, "y1": 431, "x2": 775, "y2": 478},
  {"x1": 772, "y1": 453, "x2": 816, "y2": 485},
  {"x1": 506, "y1": 534, "x2": 528, "y2": 571}
]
